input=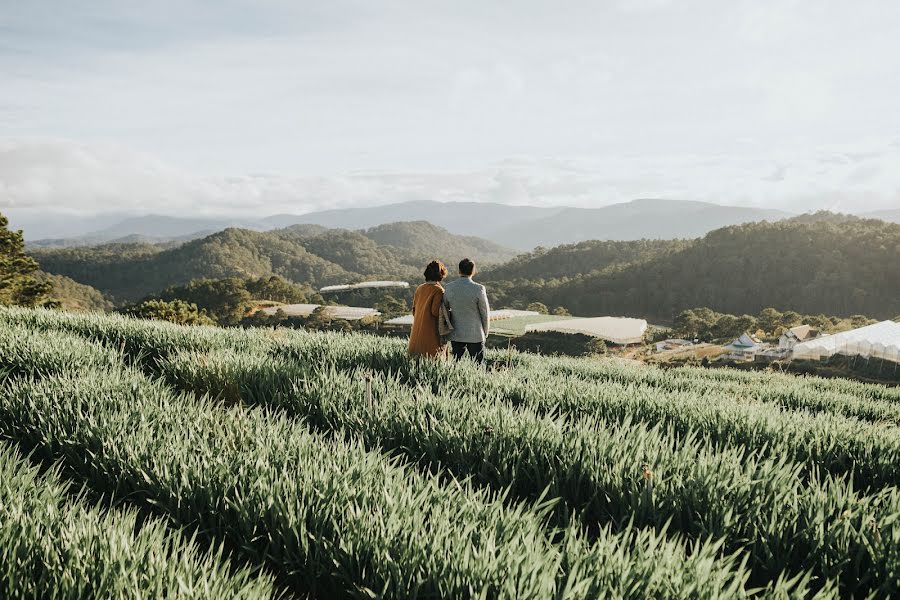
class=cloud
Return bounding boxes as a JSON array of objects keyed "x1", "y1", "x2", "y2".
[{"x1": 1, "y1": 138, "x2": 898, "y2": 224}]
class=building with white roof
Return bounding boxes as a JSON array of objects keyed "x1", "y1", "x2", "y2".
[
  {"x1": 383, "y1": 309, "x2": 541, "y2": 330},
  {"x1": 524, "y1": 316, "x2": 647, "y2": 345},
  {"x1": 792, "y1": 320, "x2": 900, "y2": 363},
  {"x1": 319, "y1": 281, "x2": 410, "y2": 293}
]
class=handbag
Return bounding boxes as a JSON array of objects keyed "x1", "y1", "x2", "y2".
[{"x1": 438, "y1": 301, "x2": 454, "y2": 342}]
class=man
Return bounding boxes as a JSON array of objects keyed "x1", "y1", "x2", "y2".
[{"x1": 442, "y1": 258, "x2": 490, "y2": 364}]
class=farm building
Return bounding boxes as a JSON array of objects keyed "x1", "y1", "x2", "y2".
[
  {"x1": 722, "y1": 333, "x2": 764, "y2": 361},
  {"x1": 319, "y1": 281, "x2": 410, "y2": 293},
  {"x1": 778, "y1": 324, "x2": 819, "y2": 349},
  {"x1": 792, "y1": 320, "x2": 900, "y2": 363},
  {"x1": 524, "y1": 316, "x2": 647, "y2": 345},
  {"x1": 259, "y1": 303, "x2": 380, "y2": 321}
]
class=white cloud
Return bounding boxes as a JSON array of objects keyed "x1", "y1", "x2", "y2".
[{"x1": 1, "y1": 138, "x2": 898, "y2": 223}]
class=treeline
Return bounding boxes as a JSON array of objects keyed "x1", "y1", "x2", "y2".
[
  {"x1": 0, "y1": 213, "x2": 52, "y2": 308},
  {"x1": 487, "y1": 217, "x2": 900, "y2": 321},
  {"x1": 482, "y1": 238, "x2": 689, "y2": 282},
  {"x1": 672, "y1": 306, "x2": 877, "y2": 342},
  {"x1": 31, "y1": 222, "x2": 516, "y2": 301},
  {"x1": 119, "y1": 276, "x2": 321, "y2": 326}
]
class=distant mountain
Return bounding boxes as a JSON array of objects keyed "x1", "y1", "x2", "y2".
[
  {"x1": 28, "y1": 214, "x2": 263, "y2": 248},
  {"x1": 488, "y1": 200, "x2": 790, "y2": 248},
  {"x1": 863, "y1": 208, "x2": 900, "y2": 224},
  {"x1": 490, "y1": 217, "x2": 900, "y2": 321},
  {"x1": 261, "y1": 201, "x2": 557, "y2": 238},
  {"x1": 25, "y1": 199, "x2": 794, "y2": 250},
  {"x1": 275, "y1": 199, "x2": 790, "y2": 249},
  {"x1": 30, "y1": 221, "x2": 517, "y2": 300},
  {"x1": 28, "y1": 231, "x2": 211, "y2": 249},
  {"x1": 362, "y1": 221, "x2": 518, "y2": 265}
]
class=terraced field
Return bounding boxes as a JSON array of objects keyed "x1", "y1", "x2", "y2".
[{"x1": 0, "y1": 307, "x2": 897, "y2": 598}]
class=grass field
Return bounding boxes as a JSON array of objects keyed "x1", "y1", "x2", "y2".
[{"x1": 0, "y1": 306, "x2": 898, "y2": 598}]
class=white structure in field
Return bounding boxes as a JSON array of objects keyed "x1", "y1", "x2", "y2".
[
  {"x1": 524, "y1": 316, "x2": 647, "y2": 345},
  {"x1": 486, "y1": 309, "x2": 541, "y2": 321},
  {"x1": 319, "y1": 281, "x2": 410, "y2": 293},
  {"x1": 722, "y1": 332, "x2": 764, "y2": 361},
  {"x1": 792, "y1": 320, "x2": 900, "y2": 363},
  {"x1": 778, "y1": 324, "x2": 819, "y2": 349},
  {"x1": 384, "y1": 309, "x2": 540, "y2": 329},
  {"x1": 259, "y1": 303, "x2": 380, "y2": 321}
]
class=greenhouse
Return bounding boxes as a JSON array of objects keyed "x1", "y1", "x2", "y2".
[
  {"x1": 525, "y1": 316, "x2": 648, "y2": 345},
  {"x1": 792, "y1": 320, "x2": 900, "y2": 363},
  {"x1": 320, "y1": 281, "x2": 410, "y2": 293}
]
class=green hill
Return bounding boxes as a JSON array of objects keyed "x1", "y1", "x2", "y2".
[
  {"x1": 36, "y1": 272, "x2": 113, "y2": 312},
  {"x1": 31, "y1": 229, "x2": 352, "y2": 300},
  {"x1": 492, "y1": 217, "x2": 900, "y2": 321},
  {"x1": 482, "y1": 238, "x2": 690, "y2": 282},
  {"x1": 362, "y1": 221, "x2": 519, "y2": 266},
  {"x1": 31, "y1": 222, "x2": 517, "y2": 301}
]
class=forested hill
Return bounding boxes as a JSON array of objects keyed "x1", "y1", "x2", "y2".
[
  {"x1": 488, "y1": 217, "x2": 900, "y2": 321},
  {"x1": 362, "y1": 221, "x2": 518, "y2": 265},
  {"x1": 481, "y1": 239, "x2": 691, "y2": 282},
  {"x1": 31, "y1": 222, "x2": 518, "y2": 301}
]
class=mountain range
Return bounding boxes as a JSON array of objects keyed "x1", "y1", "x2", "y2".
[
  {"x1": 28, "y1": 212, "x2": 900, "y2": 321},
  {"x1": 485, "y1": 214, "x2": 900, "y2": 321},
  {"x1": 25, "y1": 199, "x2": 798, "y2": 250},
  {"x1": 31, "y1": 221, "x2": 517, "y2": 301}
]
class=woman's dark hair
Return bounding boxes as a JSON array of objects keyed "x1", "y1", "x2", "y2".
[{"x1": 424, "y1": 260, "x2": 447, "y2": 282}]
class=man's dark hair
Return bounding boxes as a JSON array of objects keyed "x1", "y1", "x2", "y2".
[
  {"x1": 424, "y1": 260, "x2": 447, "y2": 282},
  {"x1": 458, "y1": 258, "x2": 475, "y2": 276}
]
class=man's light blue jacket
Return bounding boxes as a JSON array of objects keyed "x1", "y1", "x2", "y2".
[{"x1": 442, "y1": 277, "x2": 490, "y2": 343}]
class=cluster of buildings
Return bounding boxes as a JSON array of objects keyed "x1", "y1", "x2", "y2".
[{"x1": 720, "y1": 321, "x2": 900, "y2": 365}]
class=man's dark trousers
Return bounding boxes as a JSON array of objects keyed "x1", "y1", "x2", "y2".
[{"x1": 451, "y1": 341, "x2": 485, "y2": 364}]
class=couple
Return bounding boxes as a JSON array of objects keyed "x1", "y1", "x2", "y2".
[{"x1": 408, "y1": 258, "x2": 490, "y2": 363}]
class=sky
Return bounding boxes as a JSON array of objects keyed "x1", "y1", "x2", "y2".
[{"x1": 1, "y1": 0, "x2": 900, "y2": 223}]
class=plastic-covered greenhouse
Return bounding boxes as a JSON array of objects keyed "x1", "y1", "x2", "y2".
[
  {"x1": 525, "y1": 316, "x2": 648, "y2": 345},
  {"x1": 792, "y1": 320, "x2": 900, "y2": 363}
]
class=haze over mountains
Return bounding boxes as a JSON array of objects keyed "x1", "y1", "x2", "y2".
[{"x1": 25, "y1": 199, "x2": 798, "y2": 250}]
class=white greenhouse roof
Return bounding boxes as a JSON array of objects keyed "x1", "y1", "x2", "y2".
[
  {"x1": 489, "y1": 309, "x2": 541, "y2": 320},
  {"x1": 320, "y1": 281, "x2": 410, "y2": 293},
  {"x1": 385, "y1": 309, "x2": 542, "y2": 329},
  {"x1": 792, "y1": 320, "x2": 900, "y2": 363},
  {"x1": 259, "y1": 304, "x2": 380, "y2": 321},
  {"x1": 525, "y1": 316, "x2": 648, "y2": 345},
  {"x1": 384, "y1": 314, "x2": 414, "y2": 326}
]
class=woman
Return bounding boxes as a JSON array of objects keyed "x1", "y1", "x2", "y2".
[{"x1": 408, "y1": 260, "x2": 448, "y2": 357}]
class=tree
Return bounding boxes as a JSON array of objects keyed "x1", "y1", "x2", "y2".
[
  {"x1": 552, "y1": 306, "x2": 571, "y2": 316},
  {"x1": 244, "y1": 275, "x2": 312, "y2": 304},
  {"x1": 527, "y1": 302, "x2": 549, "y2": 315},
  {"x1": 757, "y1": 308, "x2": 783, "y2": 335},
  {"x1": 585, "y1": 338, "x2": 607, "y2": 356},
  {"x1": 801, "y1": 314, "x2": 832, "y2": 330},
  {"x1": 0, "y1": 213, "x2": 52, "y2": 307},
  {"x1": 117, "y1": 299, "x2": 215, "y2": 326},
  {"x1": 304, "y1": 306, "x2": 332, "y2": 330},
  {"x1": 375, "y1": 295, "x2": 409, "y2": 319},
  {"x1": 159, "y1": 278, "x2": 252, "y2": 326}
]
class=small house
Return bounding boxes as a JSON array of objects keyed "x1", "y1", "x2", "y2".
[
  {"x1": 778, "y1": 325, "x2": 819, "y2": 350},
  {"x1": 722, "y1": 332, "x2": 764, "y2": 361}
]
